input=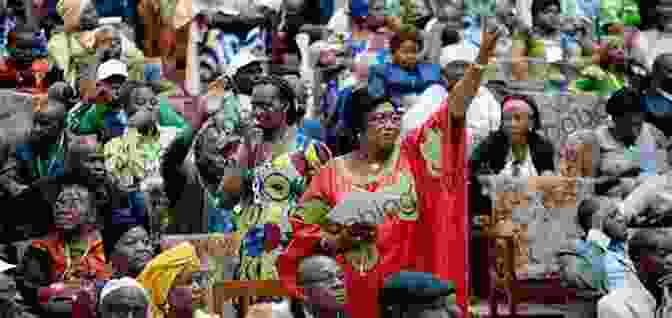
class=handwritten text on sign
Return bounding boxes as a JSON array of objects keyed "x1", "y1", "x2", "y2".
[
  {"x1": 537, "y1": 95, "x2": 609, "y2": 149},
  {"x1": 327, "y1": 192, "x2": 409, "y2": 226},
  {"x1": 0, "y1": 90, "x2": 36, "y2": 143},
  {"x1": 487, "y1": 86, "x2": 609, "y2": 150}
]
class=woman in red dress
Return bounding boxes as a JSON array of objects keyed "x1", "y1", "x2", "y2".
[{"x1": 277, "y1": 25, "x2": 500, "y2": 318}]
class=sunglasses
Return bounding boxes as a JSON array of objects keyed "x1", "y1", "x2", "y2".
[{"x1": 367, "y1": 112, "x2": 403, "y2": 125}]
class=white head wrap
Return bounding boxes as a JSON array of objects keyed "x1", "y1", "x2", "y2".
[
  {"x1": 94, "y1": 24, "x2": 135, "y2": 63},
  {"x1": 100, "y1": 277, "x2": 150, "y2": 306}
]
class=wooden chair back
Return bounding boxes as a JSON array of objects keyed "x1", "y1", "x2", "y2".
[
  {"x1": 212, "y1": 280, "x2": 291, "y2": 318},
  {"x1": 483, "y1": 176, "x2": 588, "y2": 317}
]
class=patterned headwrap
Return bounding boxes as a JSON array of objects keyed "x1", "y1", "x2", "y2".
[{"x1": 136, "y1": 242, "x2": 201, "y2": 318}]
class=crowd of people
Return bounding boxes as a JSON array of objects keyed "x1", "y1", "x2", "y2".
[{"x1": 0, "y1": 0, "x2": 670, "y2": 317}]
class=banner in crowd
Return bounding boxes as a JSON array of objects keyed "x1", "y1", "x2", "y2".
[
  {"x1": 489, "y1": 82, "x2": 609, "y2": 152},
  {"x1": 535, "y1": 94, "x2": 609, "y2": 150}
]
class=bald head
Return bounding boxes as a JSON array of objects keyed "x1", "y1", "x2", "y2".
[
  {"x1": 100, "y1": 286, "x2": 149, "y2": 318},
  {"x1": 41, "y1": 99, "x2": 67, "y2": 118},
  {"x1": 67, "y1": 135, "x2": 99, "y2": 157},
  {"x1": 65, "y1": 134, "x2": 107, "y2": 181},
  {"x1": 298, "y1": 256, "x2": 341, "y2": 286},
  {"x1": 30, "y1": 100, "x2": 67, "y2": 144},
  {"x1": 654, "y1": 53, "x2": 672, "y2": 72}
]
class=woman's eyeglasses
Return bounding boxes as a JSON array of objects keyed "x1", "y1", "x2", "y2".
[
  {"x1": 367, "y1": 112, "x2": 403, "y2": 125},
  {"x1": 134, "y1": 97, "x2": 160, "y2": 110},
  {"x1": 560, "y1": 146, "x2": 578, "y2": 161}
]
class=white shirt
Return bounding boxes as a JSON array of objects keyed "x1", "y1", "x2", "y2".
[
  {"x1": 632, "y1": 29, "x2": 672, "y2": 71},
  {"x1": 466, "y1": 86, "x2": 501, "y2": 153},
  {"x1": 586, "y1": 229, "x2": 636, "y2": 291},
  {"x1": 327, "y1": 8, "x2": 350, "y2": 34},
  {"x1": 500, "y1": 146, "x2": 538, "y2": 178},
  {"x1": 598, "y1": 271, "x2": 657, "y2": 318}
]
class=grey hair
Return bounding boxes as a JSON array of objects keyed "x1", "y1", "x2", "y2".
[
  {"x1": 94, "y1": 24, "x2": 119, "y2": 35},
  {"x1": 298, "y1": 255, "x2": 339, "y2": 285}
]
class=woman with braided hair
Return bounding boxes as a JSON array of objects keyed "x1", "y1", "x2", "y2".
[{"x1": 216, "y1": 74, "x2": 332, "y2": 283}]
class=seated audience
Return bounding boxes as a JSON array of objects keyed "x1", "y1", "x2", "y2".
[
  {"x1": 594, "y1": 88, "x2": 669, "y2": 197},
  {"x1": 19, "y1": 173, "x2": 111, "y2": 318},
  {"x1": 598, "y1": 228, "x2": 672, "y2": 318}
]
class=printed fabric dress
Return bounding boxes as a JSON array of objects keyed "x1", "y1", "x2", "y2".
[
  {"x1": 236, "y1": 137, "x2": 332, "y2": 282},
  {"x1": 279, "y1": 96, "x2": 470, "y2": 318},
  {"x1": 104, "y1": 126, "x2": 182, "y2": 240}
]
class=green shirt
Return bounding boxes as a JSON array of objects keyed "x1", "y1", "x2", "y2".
[
  {"x1": 600, "y1": 0, "x2": 640, "y2": 28},
  {"x1": 73, "y1": 97, "x2": 188, "y2": 135},
  {"x1": 32, "y1": 141, "x2": 65, "y2": 179}
]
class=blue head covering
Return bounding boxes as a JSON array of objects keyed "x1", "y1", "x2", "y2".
[
  {"x1": 350, "y1": 0, "x2": 368, "y2": 17},
  {"x1": 380, "y1": 271, "x2": 456, "y2": 305}
]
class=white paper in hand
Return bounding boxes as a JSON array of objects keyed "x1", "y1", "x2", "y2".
[
  {"x1": 545, "y1": 43, "x2": 563, "y2": 63},
  {"x1": 327, "y1": 192, "x2": 402, "y2": 226}
]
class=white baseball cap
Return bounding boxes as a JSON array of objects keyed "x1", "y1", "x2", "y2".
[
  {"x1": 97, "y1": 59, "x2": 128, "y2": 81},
  {"x1": 98, "y1": 17, "x2": 123, "y2": 25},
  {"x1": 0, "y1": 259, "x2": 16, "y2": 273}
]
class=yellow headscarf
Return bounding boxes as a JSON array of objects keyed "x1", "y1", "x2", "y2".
[{"x1": 136, "y1": 242, "x2": 201, "y2": 318}]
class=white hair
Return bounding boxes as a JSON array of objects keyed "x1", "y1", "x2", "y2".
[{"x1": 100, "y1": 277, "x2": 149, "y2": 306}]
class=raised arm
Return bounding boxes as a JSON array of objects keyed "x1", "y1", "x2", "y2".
[
  {"x1": 0, "y1": 143, "x2": 26, "y2": 197},
  {"x1": 160, "y1": 123, "x2": 194, "y2": 202},
  {"x1": 402, "y1": 26, "x2": 497, "y2": 180},
  {"x1": 511, "y1": 31, "x2": 529, "y2": 81},
  {"x1": 441, "y1": 26, "x2": 498, "y2": 126}
]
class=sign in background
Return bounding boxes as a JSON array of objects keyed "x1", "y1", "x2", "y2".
[
  {"x1": 487, "y1": 81, "x2": 609, "y2": 154},
  {"x1": 0, "y1": 90, "x2": 35, "y2": 144}
]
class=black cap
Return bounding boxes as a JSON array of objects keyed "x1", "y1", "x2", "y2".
[{"x1": 605, "y1": 88, "x2": 645, "y2": 117}]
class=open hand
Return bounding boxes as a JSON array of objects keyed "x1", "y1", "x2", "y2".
[{"x1": 478, "y1": 20, "x2": 500, "y2": 65}]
